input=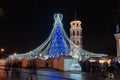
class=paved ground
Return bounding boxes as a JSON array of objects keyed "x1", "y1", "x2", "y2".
[{"x1": 0, "y1": 68, "x2": 119, "y2": 80}]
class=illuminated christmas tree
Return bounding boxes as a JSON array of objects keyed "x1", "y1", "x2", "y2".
[{"x1": 49, "y1": 14, "x2": 68, "y2": 58}]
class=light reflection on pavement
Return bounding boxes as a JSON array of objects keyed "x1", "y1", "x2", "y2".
[{"x1": 0, "y1": 68, "x2": 118, "y2": 80}]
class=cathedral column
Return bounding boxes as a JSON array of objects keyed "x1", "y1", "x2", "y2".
[{"x1": 114, "y1": 33, "x2": 120, "y2": 57}]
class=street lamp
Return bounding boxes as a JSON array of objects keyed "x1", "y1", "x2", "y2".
[
  {"x1": 0, "y1": 48, "x2": 5, "y2": 58},
  {"x1": 1, "y1": 48, "x2": 4, "y2": 54},
  {"x1": 14, "y1": 52, "x2": 16, "y2": 56},
  {"x1": 14, "y1": 52, "x2": 17, "y2": 59}
]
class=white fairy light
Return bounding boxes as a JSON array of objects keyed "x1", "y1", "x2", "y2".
[{"x1": 7, "y1": 13, "x2": 107, "y2": 60}]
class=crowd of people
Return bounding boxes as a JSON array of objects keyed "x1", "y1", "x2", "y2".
[{"x1": 78, "y1": 59, "x2": 120, "y2": 79}]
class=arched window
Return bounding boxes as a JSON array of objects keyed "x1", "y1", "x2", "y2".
[
  {"x1": 73, "y1": 31, "x2": 75, "y2": 36},
  {"x1": 77, "y1": 23, "x2": 79, "y2": 27},
  {"x1": 73, "y1": 23, "x2": 75, "y2": 25},
  {"x1": 77, "y1": 31, "x2": 79, "y2": 36}
]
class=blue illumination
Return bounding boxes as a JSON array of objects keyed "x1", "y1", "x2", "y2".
[{"x1": 49, "y1": 24, "x2": 68, "y2": 58}]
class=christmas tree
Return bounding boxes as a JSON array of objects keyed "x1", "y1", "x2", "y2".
[{"x1": 49, "y1": 14, "x2": 68, "y2": 58}]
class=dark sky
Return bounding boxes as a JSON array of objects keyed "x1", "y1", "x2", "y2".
[{"x1": 0, "y1": 0, "x2": 116, "y2": 56}]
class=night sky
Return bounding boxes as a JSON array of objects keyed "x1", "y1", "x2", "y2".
[{"x1": 0, "y1": 0, "x2": 116, "y2": 56}]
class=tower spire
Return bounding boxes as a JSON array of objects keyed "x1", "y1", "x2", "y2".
[
  {"x1": 73, "y1": 9, "x2": 79, "y2": 20},
  {"x1": 116, "y1": 24, "x2": 120, "y2": 33},
  {"x1": 74, "y1": 10, "x2": 77, "y2": 19},
  {"x1": 73, "y1": 0, "x2": 79, "y2": 20}
]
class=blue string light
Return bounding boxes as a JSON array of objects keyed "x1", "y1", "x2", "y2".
[{"x1": 49, "y1": 25, "x2": 68, "y2": 58}]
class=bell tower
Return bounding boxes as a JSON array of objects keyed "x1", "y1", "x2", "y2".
[{"x1": 70, "y1": 16, "x2": 82, "y2": 48}]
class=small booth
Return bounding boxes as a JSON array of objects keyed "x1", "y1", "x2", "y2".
[
  {"x1": 53, "y1": 58, "x2": 59, "y2": 69},
  {"x1": 0, "y1": 59, "x2": 7, "y2": 69},
  {"x1": 21, "y1": 58, "x2": 30, "y2": 68},
  {"x1": 58, "y1": 56, "x2": 74, "y2": 71},
  {"x1": 53, "y1": 56, "x2": 76, "y2": 71},
  {"x1": 34, "y1": 58, "x2": 53, "y2": 68},
  {"x1": 34, "y1": 58, "x2": 46, "y2": 68},
  {"x1": 45, "y1": 59, "x2": 53, "y2": 68},
  {"x1": 53, "y1": 56, "x2": 81, "y2": 71}
]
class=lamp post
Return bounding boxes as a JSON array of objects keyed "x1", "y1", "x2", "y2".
[
  {"x1": 1, "y1": 48, "x2": 4, "y2": 54},
  {"x1": 14, "y1": 52, "x2": 16, "y2": 59},
  {"x1": 0, "y1": 48, "x2": 5, "y2": 58}
]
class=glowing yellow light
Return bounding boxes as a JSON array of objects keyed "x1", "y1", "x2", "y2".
[
  {"x1": 99, "y1": 59, "x2": 111, "y2": 64},
  {"x1": 89, "y1": 59, "x2": 96, "y2": 62},
  {"x1": 1, "y1": 48, "x2": 4, "y2": 52},
  {"x1": 99, "y1": 60, "x2": 106, "y2": 64},
  {"x1": 107, "y1": 59, "x2": 111, "y2": 64},
  {"x1": 39, "y1": 54, "x2": 42, "y2": 57},
  {"x1": 14, "y1": 53, "x2": 16, "y2": 56}
]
